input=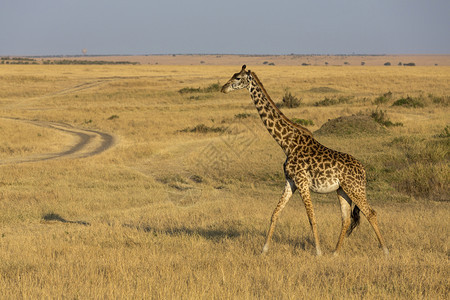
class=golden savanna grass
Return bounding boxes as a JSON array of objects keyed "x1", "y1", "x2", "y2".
[{"x1": 0, "y1": 64, "x2": 449, "y2": 298}]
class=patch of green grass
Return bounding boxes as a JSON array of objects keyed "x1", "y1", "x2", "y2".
[
  {"x1": 234, "y1": 113, "x2": 251, "y2": 119},
  {"x1": 428, "y1": 94, "x2": 449, "y2": 106},
  {"x1": 385, "y1": 137, "x2": 449, "y2": 201},
  {"x1": 307, "y1": 87, "x2": 340, "y2": 93},
  {"x1": 179, "y1": 124, "x2": 226, "y2": 133},
  {"x1": 291, "y1": 118, "x2": 314, "y2": 126},
  {"x1": 179, "y1": 82, "x2": 220, "y2": 94},
  {"x1": 314, "y1": 96, "x2": 351, "y2": 106}
]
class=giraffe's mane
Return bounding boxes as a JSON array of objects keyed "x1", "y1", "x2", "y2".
[{"x1": 250, "y1": 71, "x2": 313, "y2": 136}]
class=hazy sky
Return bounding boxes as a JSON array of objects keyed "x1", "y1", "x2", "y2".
[{"x1": 1, "y1": 0, "x2": 449, "y2": 56}]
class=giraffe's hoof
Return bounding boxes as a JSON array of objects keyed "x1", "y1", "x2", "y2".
[
  {"x1": 332, "y1": 251, "x2": 339, "y2": 257},
  {"x1": 383, "y1": 247, "x2": 390, "y2": 256},
  {"x1": 316, "y1": 249, "x2": 323, "y2": 256},
  {"x1": 262, "y1": 245, "x2": 269, "y2": 255}
]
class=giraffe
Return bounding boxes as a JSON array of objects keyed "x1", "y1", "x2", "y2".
[{"x1": 221, "y1": 65, "x2": 389, "y2": 256}]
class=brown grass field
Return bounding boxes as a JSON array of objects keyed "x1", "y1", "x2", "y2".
[{"x1": 0, "y1": 62, "x2": 449, "y2": 298}]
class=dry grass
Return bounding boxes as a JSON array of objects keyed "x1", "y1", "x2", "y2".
[{"x1": 0, "y1": 64, "x2": 449, "y2": 298}]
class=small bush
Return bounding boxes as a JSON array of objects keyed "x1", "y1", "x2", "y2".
[
  {"x1": 392, "y1": 96, "x2": 425, "y2": 108},
  {"x1": 435, "y1": 125, "x2": 450, "y2": 138},
  {"x1": 292, "y1": 118, "x2": 314, "y2": 126},
  {"x1": 370, "y1": 109, "x2": 402, "y2": 127},
  {"x1": 403, "y1": 62, "x2": 416, "y2": 66},
  {"x1": 373, "y1": 91, "x2": 393, "y2": 105},
  {"x1": 107, "y1": 115, "x2": 119, "y2": 120},
  {"x1": 277, "y1": 89, "x2": 302, "y2": 108},
  {"x1": 384, "y1": 62, "x2": 391, "y2": 66}
]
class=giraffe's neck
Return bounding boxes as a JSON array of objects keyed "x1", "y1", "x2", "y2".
[{"x1": 247, "y1": 72, "x2": 312, "y2": 155}]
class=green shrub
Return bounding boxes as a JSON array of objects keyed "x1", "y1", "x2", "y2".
[
  {"x1": 373, "y1": 91, "x2": 393, "y2": 105},
  {"x1": 276, "y1": 89, "x2": 302, "y2": 108},
  {"x1": 435, "y1": 125, "x2": 450, "y2": 138},
  {"x1": 392, "y1": 96, "x2": 425, "y2": 108}
]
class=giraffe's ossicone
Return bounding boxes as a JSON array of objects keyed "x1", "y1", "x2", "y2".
[{"x1": 221, "y1": 65, "x2": 389, "y2": 256}]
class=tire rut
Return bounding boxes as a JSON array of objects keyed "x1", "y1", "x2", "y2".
[{"x1": 0, "y1": 117, "x2": 115, "y2": 165}]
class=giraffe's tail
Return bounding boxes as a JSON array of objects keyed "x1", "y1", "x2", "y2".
[{"x1": 346, "y1": 205, "x2": 360, "y2": 236}]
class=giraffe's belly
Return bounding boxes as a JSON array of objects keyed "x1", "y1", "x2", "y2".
[{"x1": 310, "y1": 179, "x2": 340, "y2": 194}]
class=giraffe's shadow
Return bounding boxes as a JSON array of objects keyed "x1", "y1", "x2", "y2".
[
  {"x1": 273, "y1": 235, "x2": 315, "y2": 251},
  {"x1": 123, "y1": 224, "x2": 243, "y2": 241}
]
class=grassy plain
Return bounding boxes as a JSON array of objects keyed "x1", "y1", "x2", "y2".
[{"x1": 0, "y1": 64, "x2": 449, "y2": 298}]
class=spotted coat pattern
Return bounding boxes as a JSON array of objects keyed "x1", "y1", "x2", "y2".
[{"x1": 221, "y1": 65, "x2": 389, "y2": 256}]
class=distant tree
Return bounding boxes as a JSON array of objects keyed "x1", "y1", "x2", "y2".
[
  {"x1": 398, "y1": 62, "x2": 402, "y2": 66},
  {"x1": 384, "y1": 62, "x2": 391, "y2": 66},
  {"x1": 361, "y1": 61, "x2": 365, "y2": 66}
]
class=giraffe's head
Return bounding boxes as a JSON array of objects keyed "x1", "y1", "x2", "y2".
[{"x1": 221, "y1": 65, "x2": 252, "y2": 93}]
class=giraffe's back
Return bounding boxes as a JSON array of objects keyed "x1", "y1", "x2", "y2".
[{"x1": 286, "y1": 136, "x2": 366, "y2": 193}]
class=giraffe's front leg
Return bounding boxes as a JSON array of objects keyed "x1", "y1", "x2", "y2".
[
  {"x1": 262, "y1": 179, "x2": 296, "y2": 254},
  {"x1": 297, "y1": 184, "x2": 323, "y2": 256}
]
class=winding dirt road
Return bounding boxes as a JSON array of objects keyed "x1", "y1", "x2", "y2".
[{"x1": 0, "y1": 117, "x2": 115, "y2": 165}]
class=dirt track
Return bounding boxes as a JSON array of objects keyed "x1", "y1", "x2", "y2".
[{"x1": 0, "y1": 117, "x2": 115, "y2": 165}]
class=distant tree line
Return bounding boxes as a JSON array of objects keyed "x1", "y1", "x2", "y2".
[
  {"x1": 1, "y1": 57, "x2": 38, "y2": 64},
  {"x1": 43, "y1": 59, "x2": 139, "y2": 65}
]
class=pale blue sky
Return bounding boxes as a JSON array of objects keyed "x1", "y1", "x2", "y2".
[{"x1": 1, "y1": 0, "x2": 449, "y2": 56}]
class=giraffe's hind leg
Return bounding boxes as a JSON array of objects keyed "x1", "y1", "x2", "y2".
[
  {"x1": 262, "y1": 179, "x2": 296, "y2": 254},
  {"x1": 334, "y1": 188, "x2": 352, "y2": 255},
  {"x1": 341, "y1": 185, "x2": 389, "y2": 255}
]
